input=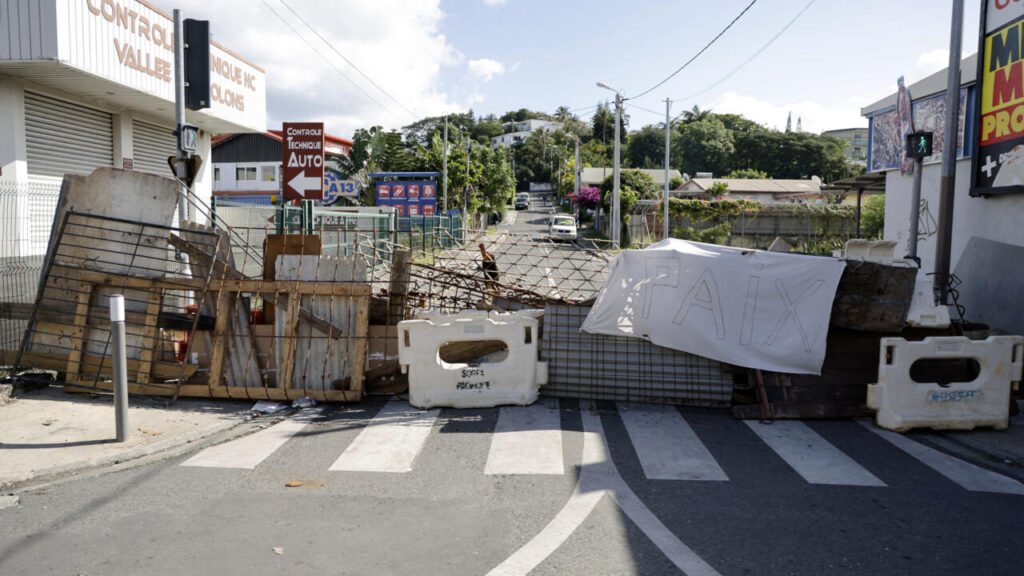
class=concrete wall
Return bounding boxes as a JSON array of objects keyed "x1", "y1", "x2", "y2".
[{"x1": 883, "y1": 158, "x2": 1024, "y2": 334}]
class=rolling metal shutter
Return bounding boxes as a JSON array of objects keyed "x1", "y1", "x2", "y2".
[
  {"x1": 132, "y1": 119, "x2": 177, "y2": 176},
  {"x1": 24, "y1": 92, "x2": 114, "y2": 177}
]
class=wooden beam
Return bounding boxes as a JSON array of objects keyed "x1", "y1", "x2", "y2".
[
  {"x1": 207, "y1": 288, "x2": 234, "y2": 388},
  {"x1": 74, "y1": 380, "x2": 362, "y2": 402},
  {"x1": 168, "y1": 234, "x2": 244, "y2": 279},
  {"x1": 297, "y1": 305, "x2": 347, "y2": 339},
  {"x1": 2, "y1": 349, "x2": 197, "y2": 382},
  {"x1": 49, "y1": 266, "x2": 372, "y2": 297},
  {"x1": 0, "y1": 301, "x2": 213, "y2": 331},
  {"x1": 387, "y1": 249, "x2": 412, "y2": 325},
  {"x1": 278, "y1": 294, "x2": 302, "y2": 390},
  {"x1": 135, "y1": 290, "x2": 164, "y2": 385},
  {"x1": 346, "y1": 294, "x2": 370, "y2": 395},
  {"x1": 64, "y1": 283, "x2": 93, "y2": 382}
]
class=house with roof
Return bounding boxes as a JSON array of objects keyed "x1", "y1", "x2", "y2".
[
  {"x1": 212, "y1": 130, "x2": 352, "y2": 202},
  {"x1": 491, "y1": 119, "x2": 563, "y2": 148},
  {"x1": 579, "y1": 167, "x2": 683, "y2": 189},
  {"x1": 678, "y1": 177, "x2": 824, "y2": 204}
]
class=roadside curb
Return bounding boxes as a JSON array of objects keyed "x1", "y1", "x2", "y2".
[{"x1": 2, "y1": 410, "x2": 258, "y2": 493}]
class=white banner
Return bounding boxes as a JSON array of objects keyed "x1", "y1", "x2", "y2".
[{"x1": 581, "y1": 239, "x2": 846, "y2": 375}]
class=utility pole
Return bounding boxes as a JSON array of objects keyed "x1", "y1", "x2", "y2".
[
  {"x1": 612, "y1": 91, "x2": 622, "y2": 248},
  {"x1": 463, "y1": 138, "x2": 470, "y2": 231},
  {"x1": 663, "y1": 97, "x2": 671, "y2": 241},
  {"x1": 574, "y1": 136, "x2": 580, "y2": 201},
  {"x1": 442, "y1": 115, "x2": 448, "y2": 213},
  {"x1": 934, "y1": 0, "x2": 964, "y2": 305}
]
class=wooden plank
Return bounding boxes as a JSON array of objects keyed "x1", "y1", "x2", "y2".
[
  {"x1": 135, "y1": 290, "x2": 165, "y2": 385},
  {"x1": 3, "y1": 349, "x2": 197, "y2": 382},
  {"x1": 207, "y1": 289, "x2": 234, "y2": 388},
  {"x1": 278, "y1": 294, "x2": 302, "y2": 390},
  {"x1": 263, "y1": 234, "x2": 322, "y2": 324},
  {"x1": 89, "y1": 382, "x2": 362, "y2": 402},
  {"x1": 64, "y1": 283, "x2": 93, "y2": 382},
  {"x1": 50, "y1": 267, "x2": 371, "y2": 297},
  {"x1": 168, "y1": 234, "x2": 244, "y2": 279},
  {"x1": 298, "y1": 305, "x2": 347, "y2": 339},
  {"x1": 346, "y1": 294, "x2": 370, "y2": 396},
  {"x1": 0, "y1": 301, "x2": 213, "y2": 331},
  {"x1": 387, "y1": 249, "x2": 412, "y2": 325}
]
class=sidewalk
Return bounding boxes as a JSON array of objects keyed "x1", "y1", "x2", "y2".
[
  {"x1": 912, "y1": 399, "x2": 1024, "y2": 482},
  {"x1": 0, "y1": 386, "x2": 255, "y2": 490}
]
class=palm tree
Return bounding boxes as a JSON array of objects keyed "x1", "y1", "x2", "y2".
[
  {"x1": 681, "y1": 105, "x2": 712, "y2": 124},
  {"x1": 554, "y1": 106, "x2": 575, "y2": 122}
]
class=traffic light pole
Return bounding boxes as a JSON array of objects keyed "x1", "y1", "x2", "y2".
[
  {"x1": 907, "y1": 157, "x2": 923, "y2": 263},
  {"x1": 173, "y1": 10, "x2": 191, "y2": 224}
]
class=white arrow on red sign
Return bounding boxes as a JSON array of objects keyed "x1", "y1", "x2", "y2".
[{"x1": 287, "y1": 170, "x2": 321, "y2": 198}]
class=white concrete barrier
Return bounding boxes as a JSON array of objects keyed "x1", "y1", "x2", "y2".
[
  {"x1": 398, "y1": 310, "x2": 548, "y2": 409},
  {"x1": 867, "y1": 335, "x2": 1023, "y2": 432},
  {"x1": 843, "y1": 239, "x2": 897, "y2": 264}
]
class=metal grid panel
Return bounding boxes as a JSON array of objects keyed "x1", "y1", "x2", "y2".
[{"x1": 541, "y1": 304, "x2": 734, "y2": 407}]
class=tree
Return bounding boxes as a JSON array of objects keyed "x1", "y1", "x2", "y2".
[
  {"x1": 726, "y1": 168, "x2": 769, "y2": 179},
  {"x1": 598, "y1": 169, "x2": 659, "y2": 203},
  {"x1": 626, "y1": 125, "x2": 667, "y2": 169},
  {"x1": 591, "y1": 102, "x2": 615, "y2": 144},
  {"x1": 677, "y1": 117, "x2": 734, "y2": 177},
  {"x1": 553, "y1": 106, "x2": 575, "y2": 122},
  {"x1": 860, "y1": 194, "x2": 886, "y2": 239},
  {"x1": 681, "y1": 105, "x2": 712, "y2": 124}
]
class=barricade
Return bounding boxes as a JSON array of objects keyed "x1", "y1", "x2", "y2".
[
  {"x1": 398, "y1": 310, "x2": 548, "y2": 409},
  {"x1": 867, "y1": 335, "x2": 1023, "y2": 432},
  {"x1": 843, "y1": 239, "x2": 897, "y2": 264}
]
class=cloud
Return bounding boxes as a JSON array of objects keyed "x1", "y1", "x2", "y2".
[
  {"x1": 484, "y1": 0, "x2": 508, "y2": 6},
  {"x1": 706, "y1": 91, "x2": 869, "y2": 133},
  {"x1": 165, "y1": 0, "x2": 466, "y2": 137},
  {"x1": 914, "y1": 49, "x2": 950, "y2": 81},
  {"x1": 467, "y1": 58, "x2": 506, "y2": 82}
]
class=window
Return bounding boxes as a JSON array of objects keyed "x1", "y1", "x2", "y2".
[
  {"x1": 236, "y1": 166, "x2": 257, "y2": 181},
  {"x1": 214, "y1": 167, "x2": 220, "y2": 181},
  {"x1": 261, "y1": 165, "x2": 277, "y2": 182}
]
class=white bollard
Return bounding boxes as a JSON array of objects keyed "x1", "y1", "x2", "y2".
[{"x1": 110, "y1": 295, "x2": 129, "y2": 442}]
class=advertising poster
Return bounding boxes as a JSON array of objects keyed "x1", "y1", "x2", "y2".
[
  {"x1": 393, "y1": 183, "x2": 406, "y2": 199},
  {"x1": 973, "y1": 0, "x2": 1024, "y2": 195},
  {"x1": 423, "y1": 183, "x2": 436, "y2": 199},
  {"x1": 377, "y1": 183, "x2": 391, "y2": 201}
]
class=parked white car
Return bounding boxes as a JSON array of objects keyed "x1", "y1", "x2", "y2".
[{"x1": 548, "y1": 214, "x2": 577, "y2": 241}]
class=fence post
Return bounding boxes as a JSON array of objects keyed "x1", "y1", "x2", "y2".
[{"x1": 110, "y1": 294, "x2": 129, "y2": 443}]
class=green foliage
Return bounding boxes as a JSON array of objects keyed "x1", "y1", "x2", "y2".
[
  {"x1": 626, "y1": 125, "x2": 667, "y2": 169},
  {"x1": 668, "y1": 198, "x2": 761, "y2": 222},
  {"x1": 860, "y1": 194, "x2": 886, "y2": 239},
  {"x1": 500, "y1": 108, "x2": 552, "y2": 123},
  {"x1": 672, "y1": 222, "x2": 731, "y2": 245},
  {"x1": 725, "y1": 168, "x2": 769, "y2": 179},
  {"x1": 677, "y1": 117, "x2": 734, "y2": 177},
  {"x1": 598, "y1": 169, "x2": 659, "y2": 200},
  {"x1": 669, "y1": 176, "x2": 684, "y2": 189},
  {"x1": 708, "y1": 181, "x2": 729, "y2": 198}
]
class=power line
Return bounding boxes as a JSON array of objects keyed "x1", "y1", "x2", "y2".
[
  {"x1": 628, "y1": 0, "x2": 758, "y2": 100},
  {"x1": 626, "y1": 103, "x2": 663, "y2": 117},
  {"x1": 260, "y1": 0, "x2": 395, "y2": 116},
  {"x1": 679, "y1": 0, "x2": 818, "y2": 101},
  {"x1": 275, "y1": 0, "x2": 421, "y2": 121}
]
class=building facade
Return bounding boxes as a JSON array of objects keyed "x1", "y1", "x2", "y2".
[
  {"x1": 823, "y1": 127, "x2": 868, "y2": 165},
  {"x1": 490, "y1": 119, "x2": 563, "y2": 148},
  {"x1": 212, "y1": 130, "x2": 352, "y2": 202},
  {"x1": 862, "y1": 53, "x2": 1024, "y2": 336}
]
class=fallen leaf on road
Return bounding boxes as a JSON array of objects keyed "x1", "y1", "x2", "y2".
[
  {"x1": 285, "y1": 480, "x2": 306, "y2": 487},
  {"x1": 42, "y1": 419, "x2": 56, "y2": 426},
  {"x1": 272, "y1": 547, "x2": 284, "y2": 556},
  {"x1": 139, "y1": 429, "x2": 162, "y2": 436}
]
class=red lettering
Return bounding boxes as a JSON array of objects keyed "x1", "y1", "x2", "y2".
[{"x1": 993, "y1": 60, "x2": 1024, "y2": 107}]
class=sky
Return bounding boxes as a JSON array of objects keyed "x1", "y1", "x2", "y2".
[{"x1": 167, "y1": 0, "x2": 984, "y2": 139}]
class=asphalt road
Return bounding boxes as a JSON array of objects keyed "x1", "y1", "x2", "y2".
[{"x1": 1, "y1": 397, "x2": 1022, "y2": 576}]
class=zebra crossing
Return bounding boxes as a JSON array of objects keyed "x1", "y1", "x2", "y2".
[{"x1": 179, "y1": 399, "x2": 1024, "y2": 496}]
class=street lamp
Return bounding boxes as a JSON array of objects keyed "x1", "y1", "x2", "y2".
[{"x1": 597, "y1": 82, "x2": 624, "y2": 248}]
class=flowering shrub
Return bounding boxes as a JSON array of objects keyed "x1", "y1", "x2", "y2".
[{"x1": 574, "y1": 186, "x2": 601, "y2": 209}]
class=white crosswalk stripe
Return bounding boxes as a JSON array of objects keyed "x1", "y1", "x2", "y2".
[
  {"x1": 746, "y1": 420, "x2": 886, "y2": 486},
  {"x1": 485, "y1": 403, "x2": 564, "y2": 476},
  {"x1": 619, "y1": 404, "x2": 728, "y2": 481},
  {"x1": 862, "y1": 422, "x2": 1024, "y2": 495},
  {"x1": 176, "y1": 401, "x2": 1024, "y2": 496},
  {"x1": 329, "y1": 399, "x2": 439, "y2": 473},
  {"x1": 181, "y1": 409, "x2": 321, "y2": 470}
]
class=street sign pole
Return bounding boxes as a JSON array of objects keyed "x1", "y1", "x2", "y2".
[
  {"x1": 934, "y1": 0, "x2": 964, "y2": 305},
  {"x1": 443, "y1": 116, "x2": 448, "y2": 213}
]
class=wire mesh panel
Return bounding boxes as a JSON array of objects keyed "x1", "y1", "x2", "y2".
[
  {"x1": 0, "y1": 179, "x2": 62, "y2": 350},
  {"x1": 541, "y1": 304, "x2": 735, "y2": 406}
]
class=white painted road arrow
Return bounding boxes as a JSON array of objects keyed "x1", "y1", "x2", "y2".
[{"x1": 287, "y1": 170, "x2": 320, "y2": 198}]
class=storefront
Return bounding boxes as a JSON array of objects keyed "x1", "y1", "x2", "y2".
[{"x1": 0, "y1": 0, "x2": 266, "y2": 258}]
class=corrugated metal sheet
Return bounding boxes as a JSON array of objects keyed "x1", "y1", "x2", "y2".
[
  {"x1": 25, "y1": 91, "x2": 113, "y2": 177},
  {"x1": 212, "y1": 133, "x2": 281, "y2": 163},
  {"x1": 131, "y1": 119, "x2": 176, "y2": 176},
  {"x1": 541, "y1": 304, "x2": 735, "y2": 407},
  {"x1": 0, "y1": 0, "x2": 58, "y2": 61}
]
